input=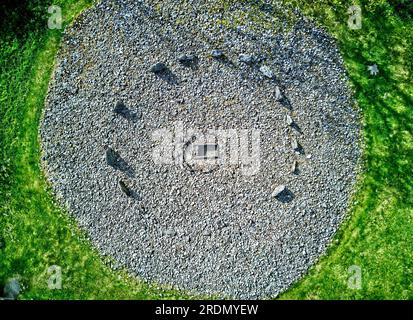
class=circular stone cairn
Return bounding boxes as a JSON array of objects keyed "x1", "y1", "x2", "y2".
[{"x1": 41, "y1": 0, "x2": 361, "y2": 298}]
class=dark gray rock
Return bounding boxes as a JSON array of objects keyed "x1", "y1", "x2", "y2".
[
  {"x1": 150, "y1": 62, "x2": 167, "y2": 73},
  {"x1": 105, "y1": 147, "x2": 119, "y2": 168},
  {"x1": 118, "y1": 180, "x2": 132, "y2": 197}
]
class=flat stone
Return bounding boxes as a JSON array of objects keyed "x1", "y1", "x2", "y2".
[
  {"x1": 165, "y1": 229, "x2": 176, "y2": 236},
  {"x1": 259, "y1": 65, "x2": 274, "y2": 78},
  {"x1": 271, "y1": 185, "x2": 286, "y2": 198},
  {"x1": 239, "y1": 54, "x2": 254, "y2": 64}
]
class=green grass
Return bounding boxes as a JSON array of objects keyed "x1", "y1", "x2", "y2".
[
  {"x1": 0, "y1": 0, "x2": 412, "y2": 299},
  {"x1": 278, "y1": 0, "x2": 413, "y2": 299},
  {"x1": 0, "y1": 0, "x2": 193, "y2": 299}
]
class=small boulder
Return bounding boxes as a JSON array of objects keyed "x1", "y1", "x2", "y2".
[
  {"x1": 272, "y1": 185, "x2": 294, "y2": 203},
  {"x1": 286, "y1": 114, "x2": 294, "y2": 126}
]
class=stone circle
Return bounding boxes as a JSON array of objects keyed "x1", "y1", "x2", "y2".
[{"x1": 40, "y1": 0, "x2": 361, "y2": 298}]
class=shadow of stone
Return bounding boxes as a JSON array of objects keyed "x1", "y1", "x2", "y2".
[
  {"x1": 275, "y1": 187, "x2": 295, "y2": 203},
  {"x1": 156, "y1": 69, "x2": 179, "y2": 85},
  {"x1": 291, "y1": 122, "x2": 303, "y2": 134},
  {"x1": 106, "y1": 147, "x2": 135, "y2": 178},
  {"x1": 118, "y1": 179, "x2": 141, "y2": 200},
  {"x1": 295, "y1": 143, "x2": 305, "y2": 155},
  {"x1": 178, "y1": 55, "x2": 199, "y2": 70},
  {"x1": 114, "y1": 101, "x2": 142, "y2": 122},
  {"x1": 280, "y1": 95, "x2": 292, "y2": 110},
  {"x1": 212, "y1": 54, "x2": 236, "y2": 68}
]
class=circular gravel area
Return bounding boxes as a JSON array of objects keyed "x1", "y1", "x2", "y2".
[{"x1": 40, "y1": 0, "x2": 361, "y2": 298}]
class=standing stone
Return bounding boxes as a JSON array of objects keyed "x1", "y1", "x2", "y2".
[
  {"x1": 105, "y1": 147, "x2": 119, "y2": 168},
  {"x1": 275, "y1": 86, "x2": 283, "y2": 101},
  {"x1": 271, "y1": 185, "x2": 286, "y2": 198},
  {"x1": 291, "y1": 138, "x2": 300, "y2": 151},
  {"x1": 113, "y1": 101, "x2": 128, "y2": 117},
  {"x1": 118, "y1": 180, "x2": 132, "y2": 197},
  {"x1": 3, "y1": 278, "x2": 21, "y2": 300},
  {"x1": 291, "y1": 160, "x2": 298, "y2": 174},
  {"x1": 286, "y1": 114, "x2": 294, "y2": 126}
]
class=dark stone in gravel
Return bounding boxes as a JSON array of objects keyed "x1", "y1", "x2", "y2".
[
  {"x1": 118, "y1": 180, "x2": 132, "y2": 197},
  {"x1": 150, "y1": 62, "x2": 167, "y2": 73}
]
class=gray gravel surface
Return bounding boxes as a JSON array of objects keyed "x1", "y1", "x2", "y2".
[{"x1": 40, "y1": 0, "x2": 362, "y2": 298}]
